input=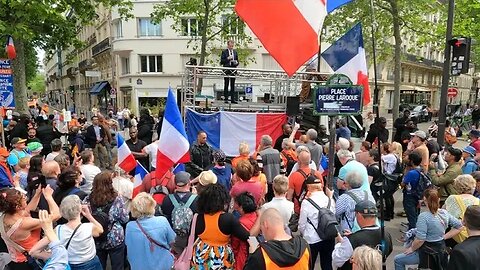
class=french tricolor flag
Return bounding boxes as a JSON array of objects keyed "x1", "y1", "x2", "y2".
[
  {"x1": 116, "y1": 133, "x2": 136, "y2": 173},
  {"x1": 235, "y1": 0, "x2": 327, "y2": 76},
  {"x1": 185, "y1": 109, "x2": 286, "y2": 157},
  {"x1": 155, "y1": 89, "x2": 190, "y2": 179},
  {"x1": 133, "y1": 161, "x2": 148, "y2": 196},
  {"x1": 5, "y1": 36, "x2": 16, "y2": 60},
  {"x1": 321, "y1": 23, "x2": 371, "y2": 105}
]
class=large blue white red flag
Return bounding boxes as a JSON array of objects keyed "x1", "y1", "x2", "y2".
[
  {"x1": 155, "y1": 88, "x2": 190, "y2": 179},
  {"x1": 321, "y1": 23, "x2": 371, "y2": 105},
  {"x1": 185, "y1": 109, "x2": 286, "y2": 157},
  {"x1": 235, "y1": 0, "x2": 327, "y2": 76},
  {"x1": 134, "y1": 161, "x2": 148, "y2": 192},
  {"x1": 116, "y1": 133, "x2": 136, "y2": 173},
  {"x1": 327, "y1": 0, "x2": 354, "y2": 13}
]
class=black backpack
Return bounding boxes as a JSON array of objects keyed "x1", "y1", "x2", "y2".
[
  {"x1": 306, "y1": 197, "x2": 338, "y2": 240},
  {"x1": 281, "y1": 151, "x2": 297, "y2": 176},
  {"x1": 91, "y1": 202, "x2": 113, "y2": 243},
  {"x1": 413, "y1": 169, "x2": 433, "y2": 199},
  {"x1": 295, "y1": 169, "x2": 315, "y2": 203}
]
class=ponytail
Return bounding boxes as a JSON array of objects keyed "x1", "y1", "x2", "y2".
[{"x1": 424, "y1": 188, "x2": 440, "y2": 214}]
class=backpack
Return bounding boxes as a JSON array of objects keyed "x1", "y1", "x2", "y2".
[
  {"x1": 169, "y1": 194, "x2": 197, "y2": 236},
  {"x1": 281, "y1": 151, "x2": 297, "y2": 176},
  {"x1": 343, "y1": 190, "x2": 368, "y2": 230},
  {"x1": 413, "y1": 169, "x2": 433, "y2": 199},
  {"x1": 295, "y1": 169, "x2": 315, "y2": 203},
  {"x1": 91, "y1": 202, "x2": 113, "y2": 243},
  {"x1": 306, "y1": 197, "x2": 338, "y2": 240}
]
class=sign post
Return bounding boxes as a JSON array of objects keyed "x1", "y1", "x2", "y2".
[
  {"x1": 0, "y1": 59, "x2": 15, "y2": 147},
  {"x1": 313, "y1": 74, "x2": 364, "y2": 189}
]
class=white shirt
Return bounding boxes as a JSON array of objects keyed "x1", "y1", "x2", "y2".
[
  {"x1": 261, "y1": 197, "x2": 294, "y2": 225},
  {"x1": 55, "y1": 223, "x2": 96, "y2": 264},
  {"x1": 45, "y1": 152, "x2": 60, "y2": 162},
  {"x1": 143, "y1": 141, "x2": 158, "y2": 169},
  {"x1": 291, "y1": 160, "x2": 317, "y2": 173},
  {"x1": 381, "y1": 154, "x2": 397, "y2": 174},
  {"x1": 79, "y1": 164, "x2": 101, "y2": 194},
  {"x1": 298, "y1": 191, "x2": 335, "y2": 244}
]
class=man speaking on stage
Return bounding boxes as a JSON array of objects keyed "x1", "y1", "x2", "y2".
[{"x1": 221, "y1": 40, "x2": 239, "y2": 104}]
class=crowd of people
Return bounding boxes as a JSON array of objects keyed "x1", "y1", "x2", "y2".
[{"x1": 2, "y1": 104, "x2": 480, "y2": 270}]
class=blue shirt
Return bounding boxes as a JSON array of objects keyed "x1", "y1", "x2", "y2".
[
  {"x1": 125, "y1": 216, "x2": 176, "y2": 270},
  {"x1": 336, "y1": 127, "x2": 352, "y2": 140},
  {"x1": 43, "y1": 241, "x2": 69, "y2": 270},
  {"x1": 462, "y1": 157, "x2": 478, "y2": 174},
  {"x1": 338, "y1": 160, "x2": 371, "y2": 194},
  {"x1": 402, "y1": 168, "x2": 421, "y2": 196},
  {"x1": 416, "y1": 209, "x2": 462, "y2": 242},
  {"x1": 0, "y1": 166, "x2": 12, "y2": 188}
]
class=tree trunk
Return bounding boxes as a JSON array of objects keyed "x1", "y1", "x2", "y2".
[
  {"x1": 196, "y1": 1, "x2": 211, "y2": 92},
  {"x1": 388, "y1": 0, "x2": 402, "y2": 138},
  {"x1": 11, "y1": 39, "x2": 29, "y2": 114}
]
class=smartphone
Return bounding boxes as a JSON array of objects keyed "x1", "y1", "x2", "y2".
[{"x1": 248, "y1": 236, "x2": 259, "y2": 250}]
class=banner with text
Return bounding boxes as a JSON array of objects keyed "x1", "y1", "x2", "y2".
[
  {"x1": 314, "y1": 85, "x2": 363, "y2": 115},
  {"x1": 0, "y1": 59, "x2": 15, "y2": 109}
]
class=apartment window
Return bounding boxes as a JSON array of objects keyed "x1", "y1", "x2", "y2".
[
  {"x1": 114, "y1": 20, "x2": 123, "y2": 38},
  {"x1": 121, "y1": 57, "x2": 130, "y2": 75},
  {"x1": 140, "y1": 55, "x2": 163, "y2": 73},
  {"x1": 138, "y1": 18, "x2": 162, "y2": 37},
  {"x1": 181, "y1": 18, "x2": 202, "y2": 36},
  {"x1": 222, "y1": 16, "x2": 244, "y2": 36}
]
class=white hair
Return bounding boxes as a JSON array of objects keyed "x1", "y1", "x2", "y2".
[
  {"x1": 345, "y1": 171, "x2": 364, "y2": 189},
  {"x1": 337, "y1": 149, "x2": 352, "y2": 159},
  {"x1": 337, "y1": 138, "x2": 350, "y2": 150},
  {"x1": 306, "y1": 129, "x2": 318, "y2": 140},
  {"x1": 261, "y1": 135, "x2": 273, "y2": 146}
]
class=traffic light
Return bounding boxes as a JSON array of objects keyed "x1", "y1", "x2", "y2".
[{"x1": 449, "y1": 37, "x2": 471, "y2": 75}]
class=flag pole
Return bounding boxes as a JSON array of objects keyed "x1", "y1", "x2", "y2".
[{"x1": 368, "y1": 1, "x2": 386, "y2": 269}]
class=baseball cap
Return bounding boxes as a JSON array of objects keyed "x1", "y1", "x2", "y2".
[
  {"x1": 305, "y1": 175, "x2": 322, "y2": 185},
  {"x1": 470, "y1": 129, "x2": 480, "y2": 138},
  {"x1": 463, "y1": 146, "x2": 476, "y2": 157},
  {"x1": 0, "y1": 148, "x2": 9, "y2": 157},
  {"x1": 213, "y1": 150, "x2": 226, "y2": 163},
  {"x1": 175, "y1": 171, "x2": 191, "y2": 187},
  {"x1": 354, "y1": 200, "x2": 378, "y2": 216},
  {"x1": 410, "y1": 130, "x2": 427, "y2": 139},
  {"x1": 11, "y1": 137, "x2": 26, "y2": 145},
  {"x1": 27, "y1": 142, "x2": 43, "y2": 153}
]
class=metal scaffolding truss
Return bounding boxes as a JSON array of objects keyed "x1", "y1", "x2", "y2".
[{"x1": 180, "y1": 65, "x2": 330, "y2": 115}]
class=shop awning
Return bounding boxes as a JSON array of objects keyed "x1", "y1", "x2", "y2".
[{"x1": 90, "y1": 81, "x2": 110, "y2": 95}]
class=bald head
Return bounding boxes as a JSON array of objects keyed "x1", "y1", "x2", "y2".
[
  {"x1": 298, "y1": 150, "x2": 311, "y2": 166},
  {"x1": 42, "y1": 161, "x2": 61, "y2": 178},
  {"x1": 260, "y1": 208, "x2": 285, "y2": 228}
]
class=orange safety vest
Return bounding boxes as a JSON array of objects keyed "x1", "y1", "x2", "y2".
[{"x1": 261, "y1": 246, "x2": 310, "y2": 270}]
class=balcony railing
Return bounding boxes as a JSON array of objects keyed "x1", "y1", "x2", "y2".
[{"x1": 92, "y1": 38, "x2": 111, "y2": 57}]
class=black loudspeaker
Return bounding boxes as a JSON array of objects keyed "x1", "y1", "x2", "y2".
[{"x1": 286, "y1": 96, "x2": 300, "y2": 116}]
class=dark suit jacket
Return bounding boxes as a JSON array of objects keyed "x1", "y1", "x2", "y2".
[
  {"x1": 85, "y1": 125, "x2": 106, "y2": 148},
  {"x1": 447, "y1": 235, "x2": 480, "y2": 270},
  {"x1": 220, "y1": 49, "x2": 239, "y2": 68}
]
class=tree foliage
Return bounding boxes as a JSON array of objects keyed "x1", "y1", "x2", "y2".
[
  {"x1": 0, "y1": 0, "x2": 132, "y2": 113},
  {"x1": 28, "y1": 74, "x2": 46, "y2": 95},
  {"x1": 151, "y1": 0, "x2": 253, "y2": 68}
]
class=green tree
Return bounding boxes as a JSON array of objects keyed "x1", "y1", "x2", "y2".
[
  {"x1": 28, "y1": 74, "x2": 46, "y2": 95},
  {"x1": 0, "y1": 0, "x2": 132, "y2": 114},
  {"x1": 324, "y1": 0, "x2": 441, "y2": 125},
  {"x1": 151, "y1": 0, "x2": 253, "y2": 90}
]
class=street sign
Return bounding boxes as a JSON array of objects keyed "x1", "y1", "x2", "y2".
[
  {"x1": 313, "y1": 74, "x2": 363, "y2": 115},
  {"x1": 85, "y1": 70, "x2": 101, "y2": 77},
  {"x1": 447, "y1": 88, "x2": 458, "y2": 97},
  {"x1": 0, "y1": 59, "x2": 15, "y2": 109},
  {"x1": 245, "y1": 86, "x2": 253, "y2": 98}
]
